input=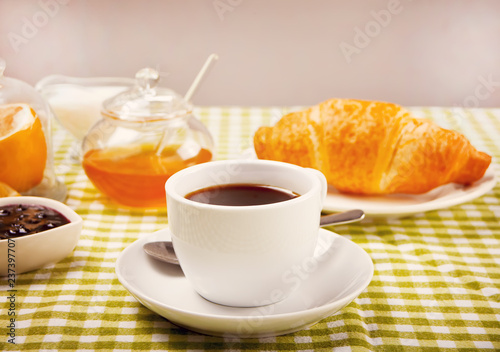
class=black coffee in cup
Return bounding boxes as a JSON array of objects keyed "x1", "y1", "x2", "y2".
[{"x1": 185, "y1": 183, "x2": 299, "y2": 206}]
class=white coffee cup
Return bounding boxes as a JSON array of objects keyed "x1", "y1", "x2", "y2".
[{"x1": 165, "y1": 159, "x2": 327, "y2": 307}]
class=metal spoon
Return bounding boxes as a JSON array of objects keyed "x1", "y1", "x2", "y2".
[{"x1": 143, "y1": 209, "x2": 364, "y2": 265}]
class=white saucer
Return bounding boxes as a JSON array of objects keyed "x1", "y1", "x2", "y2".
[
  {"x1": 115, "y1": 228, "x2": 374, "y2": 338},
  {"x1": 323, "y1": 167, "x2": 496, "y2": 218}
]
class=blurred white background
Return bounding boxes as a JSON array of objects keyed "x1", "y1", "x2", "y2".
[{"x1": 1, "y1": 0, "x2": 499, "y2": 107}]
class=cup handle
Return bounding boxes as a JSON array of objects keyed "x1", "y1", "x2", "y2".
[{"x1": 305, "y1": 168, "x2": 328, "y2": 204}]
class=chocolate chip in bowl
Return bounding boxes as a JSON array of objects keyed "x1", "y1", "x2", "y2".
[{"x1": 0, "y1": 196, "x2": 83, "y2": 276}]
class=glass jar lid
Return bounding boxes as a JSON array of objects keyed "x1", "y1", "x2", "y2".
[
  {"x1": 0, "y1": 58, "x2": 50, "y2": 107},
  {"x1": 101, "y1": 68, "x2": 192, "y2": 122}
]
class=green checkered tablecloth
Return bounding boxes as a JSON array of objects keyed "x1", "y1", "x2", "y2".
[{"x1": 1, "y1": 107, "x2": 499, "y2": 351}]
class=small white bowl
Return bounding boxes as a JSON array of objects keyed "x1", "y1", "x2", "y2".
[{"x1": 0, "y1": 196, "x2": 83, "y2": 276}]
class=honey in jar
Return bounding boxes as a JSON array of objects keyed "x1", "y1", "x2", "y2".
[
  {"x1": 81, "y1": 68, "x2": 214, "y2": 208},
  {"x1": 83, "y1": 144, "x2": 212, "y2": 207}
]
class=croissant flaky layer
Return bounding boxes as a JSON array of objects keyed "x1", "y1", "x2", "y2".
[{"x1": 254, "y1": 99, "x2": 492, "y2": 195}]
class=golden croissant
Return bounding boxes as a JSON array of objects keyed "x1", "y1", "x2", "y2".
[{"x1": 254, "y1": 99, "x2": 492, "y2": 195}]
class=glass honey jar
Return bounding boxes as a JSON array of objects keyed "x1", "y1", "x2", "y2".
[{"x1": 81, "y1": 68, "x2": 214, "y2": 208}]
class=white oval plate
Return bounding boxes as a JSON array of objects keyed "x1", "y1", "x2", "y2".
[
  {"x1": 115, "y1": 228, "x2": 373, "y2": 338},
  {"x1": 323, "y1": 166, "x2": 496, "y2": 218},
  {"x1": 241, "y1": 150, "x2": 496, "y2": 218}
]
